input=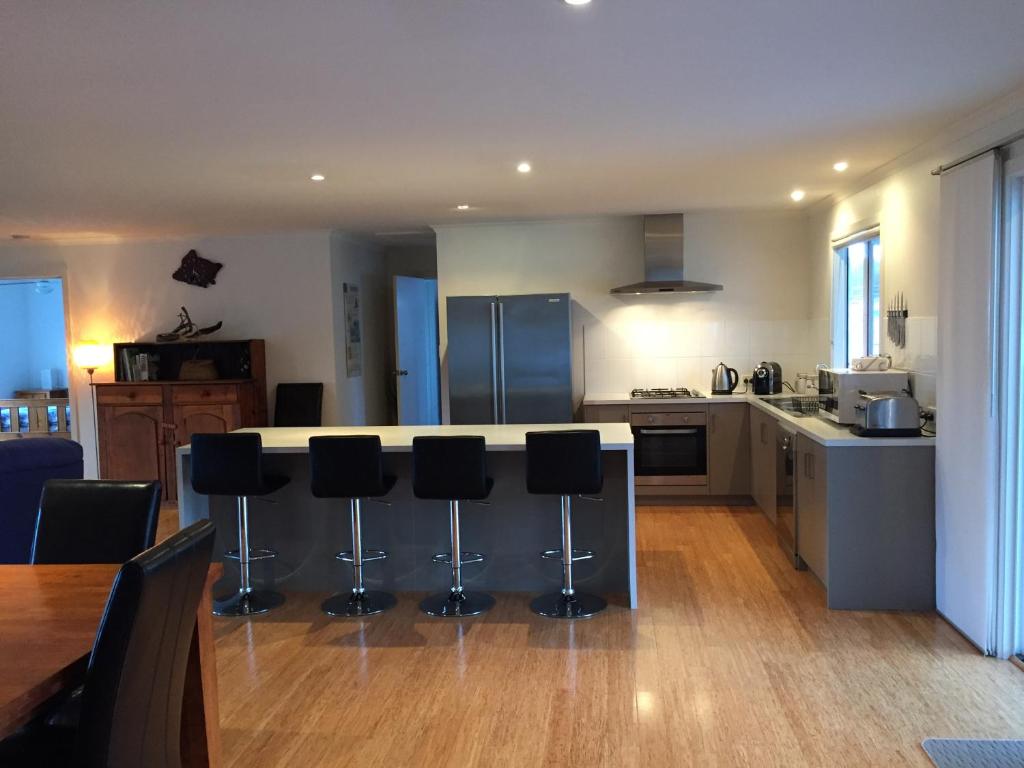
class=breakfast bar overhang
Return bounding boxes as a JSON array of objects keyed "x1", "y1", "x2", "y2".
[{"x1": 176, "y1": 424, "x2": 638, "y2": 608}]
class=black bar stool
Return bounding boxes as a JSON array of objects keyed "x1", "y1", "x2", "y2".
[
  {"x1": 309, "y1": 436, "x2": 397, "y2": 617},
  {"x1": 190, "y1": 433, "x2": 289, "y2": 617},
  {"x1": 526, "y1": 429, "x2": 607, "y2": 619},
  {"x1": 412, "y1": 436, "x2": 495, "y2": 617}
]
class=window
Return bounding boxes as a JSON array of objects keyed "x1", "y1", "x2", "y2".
[{"x1": 832, "y1": 233, "x2": 882, "y2": 367}]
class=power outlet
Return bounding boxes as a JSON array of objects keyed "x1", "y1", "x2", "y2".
[{"x1": 920, "y1": 406, "x2": 937, "y2": 434}]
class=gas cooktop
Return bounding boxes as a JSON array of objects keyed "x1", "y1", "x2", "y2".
[{"x1": 629, "y1": 387, "x2": 706, "y2": 400}]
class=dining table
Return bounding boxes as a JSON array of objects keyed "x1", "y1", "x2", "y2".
[{"x1": 0, "y1": 563, "x2": 222, "y2": 767}]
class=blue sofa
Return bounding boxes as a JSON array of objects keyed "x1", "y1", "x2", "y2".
[{"x1": 0, "y1": 438, "x2": 84, "y2": 563}]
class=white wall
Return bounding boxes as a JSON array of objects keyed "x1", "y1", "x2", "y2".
[
  {"x1": 0, "y1": 284, "x2": 31, "y2": 397},
  {"x1": 807, "y1": 87, "x2": 1024, "y2": 411},
  {"x1": 330, "y1": 233, "x2": 390, "y2": 426},
  {"x1": 434, "y1": 212, "x2": 818, "y2": 420},
  {"x1": 0, "y1": 280, "x2": 68, "y2": 397},
  {"x1": 0, "y1": 230, "x2": 347, "y2": 476}
]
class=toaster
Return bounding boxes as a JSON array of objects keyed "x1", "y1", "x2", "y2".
[{"x1": 849, "y1": 392, "x2": 921, "y2": 437}]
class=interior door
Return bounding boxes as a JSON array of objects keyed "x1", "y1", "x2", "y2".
[
  {"x1": 498, "y1": 294, "x2": 573, "y2": 424},
  {"x1": 394, "y1": 276, "x2": 441, "y2": 425},
  {"x1": 446, "y1": 296, "x2": 499, "y2": 424}
]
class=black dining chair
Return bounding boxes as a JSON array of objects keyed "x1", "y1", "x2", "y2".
[
  {"x1": 0, "y1": 519, "x2": 216, "y2": 767},
  {"x1": 30, "y1": 479, "x2": 162, "y2": 565},
  {"x1": 274, "y1": 382, "x2": 324, "y2": 427}
]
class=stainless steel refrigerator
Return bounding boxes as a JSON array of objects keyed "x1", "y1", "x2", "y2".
[{"x1": 447, "y1": 293, "x2": 581, "y2": 424}]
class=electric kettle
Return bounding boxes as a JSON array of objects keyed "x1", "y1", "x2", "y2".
[{"x1": 711, "y1": 362, "x2": 740, "y2": 395}]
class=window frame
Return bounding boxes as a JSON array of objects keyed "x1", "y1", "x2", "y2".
[{"x1": 831, "y1": 227, "x2": 882, "y2": 368}]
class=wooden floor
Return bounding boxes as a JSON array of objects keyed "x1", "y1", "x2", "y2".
[{"x1": 160, "y1": 504, "x2": 1024, "y2": 767}]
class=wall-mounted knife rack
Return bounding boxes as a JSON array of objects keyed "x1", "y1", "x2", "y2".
[{"x1": 887, "y1": 292, "x2": 908, "y2": 349}]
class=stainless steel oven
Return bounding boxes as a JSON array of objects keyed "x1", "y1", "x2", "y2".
[{"x1": 630, "y1": 411, "x2": 708, "y2": 486}]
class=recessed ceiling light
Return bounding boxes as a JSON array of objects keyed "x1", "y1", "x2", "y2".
[
  {"x1": 790, "y1": 189, "x2": 806, "y2": 202},
  {"x1": 517, "y1": 161, "x2": 532, "y2": 174},
  {"x1": 833, "y1": 161, "x2": 849, "y2": 173},
  {"x1": 456, "y1": 204, "x2": 470, "y2": 210},
  {"x1": 564, "y1": 0, "x2": 592, "y2": 5},
  {"x1": 310, "y1": 173, "x2": 325, "y2": 182}
]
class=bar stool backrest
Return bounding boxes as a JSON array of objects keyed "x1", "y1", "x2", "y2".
[
  {"x1": 274, "y1": 383, "x2": 324, "y2": 427},
  {"x1": 190, "y1": 433, "x2": 266, "y2": 496},
  {"x1": 412, "y1": 436, "x2": 490, "y2": 500},
  {"x1": 309, "y1": 435, "x2": 393, "y2": 498},
  {"x1": 526, "y1": 430, "x2": 603, "y2": 496}
]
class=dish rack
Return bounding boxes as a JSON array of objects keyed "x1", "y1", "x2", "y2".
[{"x1": 790, "y1": 395, "x2": 821, "y2": 414}]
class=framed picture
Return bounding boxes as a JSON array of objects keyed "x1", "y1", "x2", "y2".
[{"x1": 343, "y1": 282, "x2": 362, "y2": 377}]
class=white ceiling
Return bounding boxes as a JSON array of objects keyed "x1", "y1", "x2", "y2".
[{"x1": 2, "y1": 0, "x2": 1023, "y2": 240}]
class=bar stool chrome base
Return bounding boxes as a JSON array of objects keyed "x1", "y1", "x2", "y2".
[
  {"x1": 322, "y1": 590, "x2": 396, "y2": 617},
  {"x1": 420, "y1": 590, "x2": 495, "y2": 618},
  {"x1": 530, "y1": 591, "x2": 606, "y2": 619},
  {"x1": 213, "y1": 589, "x2": 286, "y2": 617}
]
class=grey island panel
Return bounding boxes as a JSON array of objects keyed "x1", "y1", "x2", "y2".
[{"x1": 178, "y1": 449, "x2": 635, "y2": 606}]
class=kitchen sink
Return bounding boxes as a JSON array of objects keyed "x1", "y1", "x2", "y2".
[{"x1": 759, "y1": 397, "x2": 819, "y2": 418}]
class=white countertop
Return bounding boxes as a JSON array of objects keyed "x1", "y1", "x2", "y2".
[
  {"x1": 177, "y1": 423, "x2": 634, "y2": 454},
  {"x1": 583, "y1": 392, "x2": 935, "y2": 449}
]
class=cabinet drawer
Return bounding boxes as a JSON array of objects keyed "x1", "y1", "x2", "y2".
[
  {"x1": 630, "y1": 411, "x2": 706, "y2": 427},
  {"x1": 171, "y1": 384, "x2": 239, "y2": 405},
  {"x1": 95, "y1": 385, "x2": 163, "y2": 406},
  {"x1": 583, "y1": 404, "x2": 629, "y2": 423}
]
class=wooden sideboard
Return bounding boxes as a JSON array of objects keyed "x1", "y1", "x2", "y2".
[{"x1": 95, "y1": 340, "x2": 267, "y2": 502}]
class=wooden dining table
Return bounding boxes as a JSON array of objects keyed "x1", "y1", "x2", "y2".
[{"x1": 0, "y1": 563, "x2": 222, "y2": 767}]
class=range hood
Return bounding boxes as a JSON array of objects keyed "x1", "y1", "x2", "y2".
[{"x1": 610, "y1": 214, "x2": 723, "y2": 294}]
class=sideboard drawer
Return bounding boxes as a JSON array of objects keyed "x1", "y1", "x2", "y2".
[
  {"x1": 171, "y1": 384, "x2": 240, "y2": 405},
  {"x1": 95, "y1": 385, "x2": 163, "y2": 406}
]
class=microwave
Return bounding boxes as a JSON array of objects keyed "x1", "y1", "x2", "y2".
[{"x1": 817, "y1": 368, "x2": 911, "y2": 424}]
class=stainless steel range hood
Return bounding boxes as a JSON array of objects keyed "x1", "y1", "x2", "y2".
[{"x1": 611, "y1": 214, "x2": 723, "y2": 294}]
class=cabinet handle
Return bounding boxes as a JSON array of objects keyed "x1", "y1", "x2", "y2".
[
  {"x1": 760, "y1": 422, "x2": 766, "y2": 444},
  {"x1": 805, "y1": 453, "x2": 815, "y2": 480},
  {"x1": 710, "y1": 413, "x2": 717, "y2": 433}
]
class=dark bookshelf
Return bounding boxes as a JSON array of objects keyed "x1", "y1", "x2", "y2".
[{"x1": 112, "y1": 339, "x2": 263, "y2": 382}]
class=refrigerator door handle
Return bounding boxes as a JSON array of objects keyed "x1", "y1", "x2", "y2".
[
  {"x1": 498, "y1": 300, "x2": 508, "y2": 424},
  {"x1": 490, "y1": 300, "x2": 499, "y2": 424}
]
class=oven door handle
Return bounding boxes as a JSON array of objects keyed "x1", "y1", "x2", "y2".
[{"x1": 637, "y1": 428, "x2": 699, "y2": 435}]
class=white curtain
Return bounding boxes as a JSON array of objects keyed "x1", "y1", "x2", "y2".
[
  {"x1": 936, "y1": 152, "x2": 1001, "y2": 653},
  {"x1": 995, "y1": 150, "x2": 1024, "y2": 658}
]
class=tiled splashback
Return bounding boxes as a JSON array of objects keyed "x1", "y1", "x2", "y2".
[
  {"x1": 887, "y1": 315, "x2": 938, "y2": 408},
  {"x1": 583, "y1": 313, "x2": 825, "y2": 394}
]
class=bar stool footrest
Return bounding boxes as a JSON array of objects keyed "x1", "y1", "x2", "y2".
[
  {"x1": 335, "y1": 549, "x2": 388, "y2": 563},
  {"x1": 540, "y1": 547, "x2": 595, "y2": 562},
  {"x1": 224, "y1": 547, "x2": 278, "y2": 562},
  {"x1": 431, "y1": 551, "x2": 485, "y2": 566}
]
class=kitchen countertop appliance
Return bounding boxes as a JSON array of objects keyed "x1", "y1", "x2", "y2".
[
  {"x1": 850, "y1": 392, "x2": 922, "y2": 437},
  {"x1": 711, "y1": 362, "x2": 740, "y2": 395},
  {"x1": 817, "y1": 368, "x2": 910, "y2": 424},
  {"x1": 629, "y1": 387, "x2": 705, "y2": 399},
  {"x1": 752, "y1": 362, "x2": 782, "y2": 395},
  {"x1": 447, "y1": 293, "x2": 579, "y2": 424}
]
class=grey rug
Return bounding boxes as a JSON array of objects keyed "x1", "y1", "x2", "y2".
[{"x1": 923, "y1": 738, "x2": 1024, "y2": 767}]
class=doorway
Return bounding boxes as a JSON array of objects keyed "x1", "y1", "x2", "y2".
[
  {"x1": 0, "y1": 277, "x2": 73, "y2": 439},
  {"x1": 393, "y1": 275, "x2": 441, "y2": 425}
]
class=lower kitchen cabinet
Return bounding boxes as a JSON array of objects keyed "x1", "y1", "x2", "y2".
[
  {"x1": 795, "y1": 434, "x2": 827, "y2": 582},
  {"x1": 749, "y1": 406, "x2": 777, "y2": 521},
  {"x1": 794, "y1": 437, "x2": 936, "y2": 611},
  {"x1": 708, "y1": 404, "x2": 751, "y2": 496}
]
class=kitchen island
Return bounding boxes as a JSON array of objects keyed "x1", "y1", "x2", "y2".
[{"x1": 177, "y1": 424, "x2": 638, "y2": 607}]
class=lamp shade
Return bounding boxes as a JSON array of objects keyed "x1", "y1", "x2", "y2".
[{"x1": 73, "y1": 342, "x2": 112, "y2": 371}]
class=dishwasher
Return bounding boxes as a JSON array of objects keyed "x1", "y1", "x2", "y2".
[{"x1": 775, "y1": 423, "x2": 804, "y2": 569}]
